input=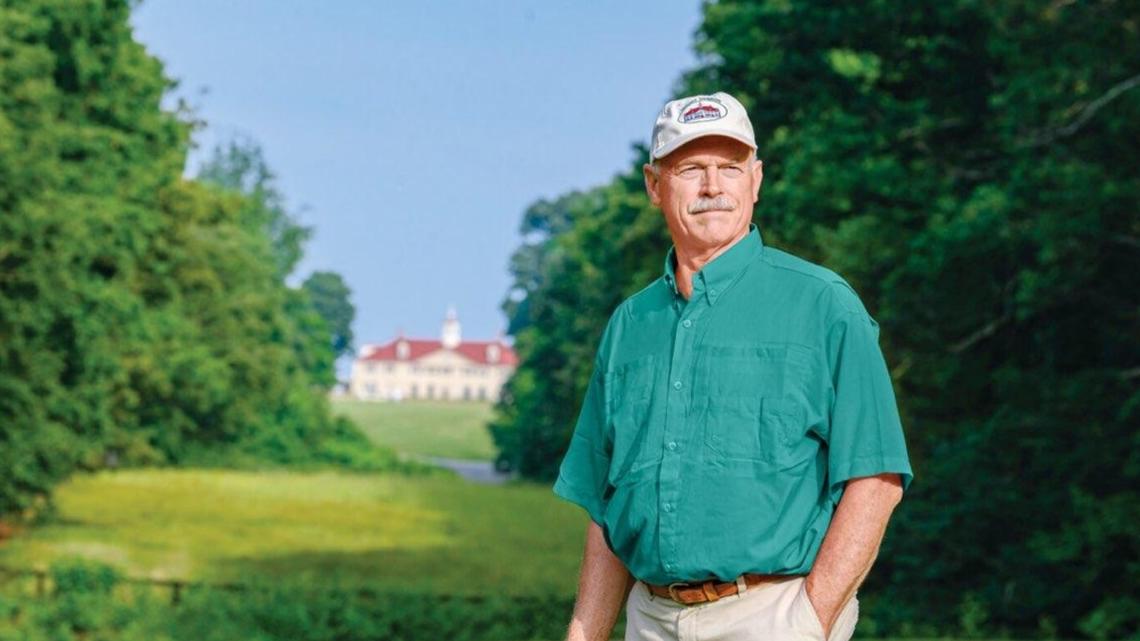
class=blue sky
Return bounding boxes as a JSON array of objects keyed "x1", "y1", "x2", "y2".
[{"x1": 130, "y1": 1, "x2": 702, "y2": 357}]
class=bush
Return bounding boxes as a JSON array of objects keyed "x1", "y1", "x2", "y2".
[
  {"x1": 0, "y1": 570, "x2": 587, "y2": 641},
  {"x1": 49, "y1": 558, "x2": 121, "y2": 595}
]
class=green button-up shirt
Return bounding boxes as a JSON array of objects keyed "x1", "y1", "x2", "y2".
[{"x1": 553, "y1": 222, "x2": 914, "y2": 585}]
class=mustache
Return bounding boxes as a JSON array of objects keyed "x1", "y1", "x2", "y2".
[{"x1": 688, "y1": 195, "x2": 738, "y2": 214}]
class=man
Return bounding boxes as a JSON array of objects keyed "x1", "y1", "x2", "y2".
[{"x1": 552, "y1": 91, "x2": 915, "y2": 641}]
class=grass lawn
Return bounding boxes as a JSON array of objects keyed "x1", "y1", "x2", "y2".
[
  {"x1": 0, "y1": 468, "x2": 588, "y2": 597},
  {"x1": 332, "y1": 398, "x2": 498, "y2": 460}
]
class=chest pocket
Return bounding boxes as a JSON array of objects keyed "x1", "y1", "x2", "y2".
[
  {"x1": 605, "y1": 353, "x2": 658, "y2": 485},
  {"x1": 698, "y1": 342, "x2": 815, "y2": 467}
]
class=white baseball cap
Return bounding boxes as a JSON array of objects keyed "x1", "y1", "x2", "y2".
[{"x1": 649, "y1": 91, "x2": 757, "y2": 161}]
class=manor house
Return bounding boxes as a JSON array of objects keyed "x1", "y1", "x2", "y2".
[{"x1": 349, "y1": 307, "x2": 517, "y2": 402}]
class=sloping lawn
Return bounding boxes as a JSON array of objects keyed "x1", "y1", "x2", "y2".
[
  {"x1": 0, "y1": 468, "x2": 587, "y2": 597},
  {"x1": 332, "y1": 398, "x2": 498, "y2": 460}
]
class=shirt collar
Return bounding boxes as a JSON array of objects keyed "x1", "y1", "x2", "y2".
[{"x1": 663, "y1": 222, "x2": 764, "y2": 306}]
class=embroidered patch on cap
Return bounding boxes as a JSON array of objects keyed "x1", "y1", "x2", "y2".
[{"x1": 678, "y1": 96, "x2": 728, "y2": 124}]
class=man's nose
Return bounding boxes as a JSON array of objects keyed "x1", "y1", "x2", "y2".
[{"x1": 701, "y1": 166, "x2": 722, "y2": 196}]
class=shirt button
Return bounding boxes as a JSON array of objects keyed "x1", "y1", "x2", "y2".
[
  {"x1": 663, "y1": 503, "x2": 673, "y2": 512},
  {"x1": 673, "y1": 380, "x2": 683, "y2": 390},
  {"x1": 709, "y1": 288, "x2": 718, "y2": 296},
  {"x1": 682, "y1": 319, "x2": 692, "y2": 328},
  {"x1": 667, "y1": 441, "x2": 677, "y2": 451}
]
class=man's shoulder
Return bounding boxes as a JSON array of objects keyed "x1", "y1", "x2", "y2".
[
  {"x1": 760, "y1": 245, "x2": 844, "y2": 287},
  {"x1": 620, "y1": 276, "x2": 670, "y2": 316},
  {"x1": 760, "y1": 246, "x2": 872, "y2": 320}
]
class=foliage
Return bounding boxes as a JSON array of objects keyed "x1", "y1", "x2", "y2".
[
  {"x1": 491, "y1": 169, "x2": 668, "y2": 479},
  {"x1": 0, "y1": 0, "x2": 190, "y2": 517},
  {"x1": 195, "y1": 136, "x2": 311, "y2": 280},
  {"x1": 301, "y1": 271, "x2": 355, "y2": 360},
  {"x1": 0, "y1": 561, "x2": 583, "y2": 641},
  {"x1": 0, "y1": 0, "x2": 376, "y2": 519},
  {"x1": 495, "y1": 0, "x2": 1140, "y2": 638}
]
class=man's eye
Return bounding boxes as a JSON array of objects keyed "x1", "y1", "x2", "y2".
[
  {"x1": 678, "y1": 167, "x2": 702, "y2": 178},
  {"x1": 721, "y1": 166, "x2": 744, "y2": 177}
]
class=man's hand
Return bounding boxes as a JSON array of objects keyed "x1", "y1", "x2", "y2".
[
  {"x1": 564, "y1": 520, "x2": 634, "y2": 641},
  {"x1": 804, "y1": 473, "x2": 904, "y2": 638}
]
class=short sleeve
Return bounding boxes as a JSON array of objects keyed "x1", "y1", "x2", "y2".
[
  {"x1": 552, "y1": 360, "x2": 611, "y2": 526},
  {"x1": 824, "y1": 311, "x2": 915, "y2": 502}
]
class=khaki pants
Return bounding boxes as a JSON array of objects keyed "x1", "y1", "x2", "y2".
[{"x1": 624, "y1": 575, "x2": 859, "y2": 641}]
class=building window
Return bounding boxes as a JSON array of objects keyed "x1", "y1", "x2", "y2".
[
  {"x1": 477, "y1": 387, "x2": 487, "y2": 400},
  {"x1": 427, "y1": 384, "x2": 435, "y2": 399},
  {"x1": 410, "y1": 384, "x2": 418, "y2": 399},
  {"x1": 463, "y1": 386, "x2": 471, "y2": 400},
  {"x1": 442, "y1": 387, "x2": 449, "y2": 400}
]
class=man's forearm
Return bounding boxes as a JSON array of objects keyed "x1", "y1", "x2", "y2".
[
  {"x1": 564, "y1": 520, "x2": 634, "y2": 641},
  {"x1": 805, "y1": 473, "x2": 904, "y2": 637}
]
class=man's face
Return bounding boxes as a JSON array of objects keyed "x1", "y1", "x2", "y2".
[{"x1": 643, "y1": 135, "x2": 763, "y2": 254}]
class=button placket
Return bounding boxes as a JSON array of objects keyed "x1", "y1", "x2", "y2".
[{"x1": 659, "y1": 300, "x2": 707, "y2": 577}]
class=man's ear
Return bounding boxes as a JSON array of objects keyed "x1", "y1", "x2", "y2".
[
  {"x1": 751, "y1": 159, "x2": 764, "y2": 203},
  {"x1": 643, "y1": 163, "x2": 662, "y2": 206}
]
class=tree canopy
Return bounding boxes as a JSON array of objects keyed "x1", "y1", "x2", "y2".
[{"x1": 0, "y1": 0, "x2": 373, "y2": 522}]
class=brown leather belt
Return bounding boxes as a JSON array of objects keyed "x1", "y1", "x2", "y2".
[{"x1": 644, "y1": 572, "x2": 802, "y2": 606}]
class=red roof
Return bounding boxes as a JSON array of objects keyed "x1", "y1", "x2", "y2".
[{"x1": 358, "y1": 338, "x2": 518, "y2": 366}]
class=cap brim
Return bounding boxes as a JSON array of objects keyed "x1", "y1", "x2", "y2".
[{"x1": 652, "y1": 130, "x2": 757, "y2": 161}]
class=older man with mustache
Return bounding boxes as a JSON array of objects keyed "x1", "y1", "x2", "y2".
[{"x1": 553, "y1": 91, "x2": 915, "y2": 641}]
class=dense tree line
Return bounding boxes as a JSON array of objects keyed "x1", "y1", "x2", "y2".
[
  {"x1": 492, "y1": 1, "x2": 1139, "y2": 638},
  {"x1": 0, "y1": 1, "x2": 379, "y2": 523}
]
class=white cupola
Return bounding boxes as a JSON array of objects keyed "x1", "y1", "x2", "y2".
[{"x1": 441, "y1": 305, "x2": 461, "y2": 349}]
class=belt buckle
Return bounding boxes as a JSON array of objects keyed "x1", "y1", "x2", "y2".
[{"x1": 667, "y1": 581, "x2": 690, "y2": 603}]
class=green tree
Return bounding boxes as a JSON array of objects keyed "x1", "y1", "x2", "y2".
[
  {"x1": 0, "y1": 0, "x2": 189, "y2": 516},
  {"x1": 194, "y1": 139, "x2": 339, "y2": 390},
  {"x1": 196, "y1": 136, "x2": 311, "y2": 279},
  {"x1": 302, "y1": 271, "x2": 356, "y2": 359},
  {"x1": 0, "y1": 0, "x2": 384, "y2": 521},
  {"x1": 491, "y1": 156, "x2": 667, "y2": 479}
]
